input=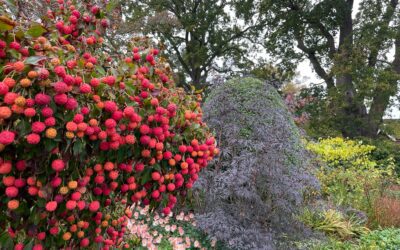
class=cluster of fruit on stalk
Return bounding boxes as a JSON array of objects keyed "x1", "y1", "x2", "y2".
[{"x1": 0, "y1": 0, "x2": 218, "y2": 249}]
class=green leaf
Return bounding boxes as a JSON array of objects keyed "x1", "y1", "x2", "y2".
[
  {"x1": 25, "y1": 56, "x2": 46, "y2": 65},
  {"x1": 95, "y1": 65, "x2": 106, "y2": 76},
  {"x1": 0, "y1": 232, "x2": 13, "y2": 249},
  {"x1": 15, "y1": 29, "x2": 24, "y2": 40},
  {"x1": 106, "y1": 0, "x2": 118, "y2": 12},
  {"x1": 8, "y1": 48, "x2": 20, "y2": 59},
  {"x1": 27, "y1": 24, "x2": 46, "y2": 38},
  {"x1": 0, "y1": 16, "x2": 14, "y2": 32},
  {"x1": 32, "y1": 213, "x2": 40, "y2": 225},
  {"x1": 140, "y1": 167, "x2": 152, "y2": 185},
  {"x1": 44, "y1": 139, "x2": 58, "y2": 152},
  {"x1": 23, "y1": 240, "x2": 33, "y2": 250}
]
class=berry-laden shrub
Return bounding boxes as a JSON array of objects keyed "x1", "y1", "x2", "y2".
[{"x1": 0, "y1": 1, "x2": 218, "y2": 249}]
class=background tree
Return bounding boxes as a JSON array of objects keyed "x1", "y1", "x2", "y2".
[
  {"x1": 250, "y1": 62, "x2": 295, "y2": 89},
  {"x1": 113, "y1": 0, "x2": 265, "y2": 89},
  {"x1": 246, "y1": 0, "x2": 400, "y2": 137}
]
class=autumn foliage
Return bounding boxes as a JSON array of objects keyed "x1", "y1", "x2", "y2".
[{"x1": 0, "y1": 0, "x2": 217, "y2": 249}]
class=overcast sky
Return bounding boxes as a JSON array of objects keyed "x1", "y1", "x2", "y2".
[{"x1": 295, "y1": 0, "x2": 400, "y2": 118}]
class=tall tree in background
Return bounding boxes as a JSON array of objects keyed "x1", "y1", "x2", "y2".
[
  {"x1": 248, "y1": 0, "x2": 400, "y2": 137},
  {"x1": 116, "y1": 0, "x2": 264, "y2": 89}
]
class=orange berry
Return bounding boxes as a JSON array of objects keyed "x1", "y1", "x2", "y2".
[
  {"x1": 20, "y1": 78, "x2": 31, "y2": 88},
  {"x1": 89, "y1": 119, "x2": 98, "y2": 126},
  {"x1": 168, "y1": 159, "x2": 176, "y2": 166},
  {"x1": 45, "y1": 128, "x2": 57, "y2": 139},
  {"x1": 77, "y1": 123, "x2": 88, "y2": 131},
  {"x1": 28, "y1": 71, "x2": 38, "y2": 78},
  {"x1": 66, "y1": 122, "x2": 77, "y2": 132},
  {"x1": 191, "y1": 139, "x2": 199, "y2": 146},
  {"x1": 62, "y1": 232, "x2": 71, "y2": 241},
  {"x1": 14, "y1": 96, "x2": 26, "y2": 107},
  {"x1": 37, "y1": 36, "x2": 47, "y2": 44},
  {"x1": 96, "y1": 102, "x2": 104, "y2": 109},
  {"x1": 39, "y1": 79, "x2": 51, "y2": 87},
  {"x1": 68, "y1": 181, "x2": 78, "y2": 189},
  {"x1": 43, "y1": 44, "x2": 52, "y2": 50},
  {"x1": 59, "y1": 186, "x2": 69, "y2": 195},
  {"x1": 51, "y1": 58, "x2": 60, "y2": 65},
  {"x1": 184, "y1": 111, "x2": 191, "y2": 120},
  {"x1": 65, "y1": 131, "x2": 74, "y2": 139},
  {"x1": 11, "y1": 104, "x2": 24, "y2": 114},
  {"x1": 8, "y1": 199, "x2": 19, "y2": 210},
  {"x1": 85, "y1": 62, "x2": 94, "y2": 69},
  {"x1": 13, "y1": 61, "x2": 25, "y2": 72},
  {"x1": 69, "y1": 224, "x2": 77, "y2": 233},
  {"x1": 66, "y1": 44, "x2": 76, "y2": 52},
  {"x1": 77, "y1": 221, "x2": 85, "y2": 228},
  {"x1": 181, "y1": 162, "x2": 188, "y2": 169},
  {"x1": 77, "y1": 231, "x2": 84, "y2": 238},
  {"x1": 155, "y1": 142, "x2": 164, "y2": 151},
  {"x1": 0, "y1": 106, "x2": 12, "y2": 119},
  {"x1": 92, "y1": 95, "x2": 100, "y2": 102},
  {"x1": 76, "y1": 131, "x2": 84, "y2": 138},
  {"x1": 112, "y1": 220, "x2": 118, "y2": 227}
]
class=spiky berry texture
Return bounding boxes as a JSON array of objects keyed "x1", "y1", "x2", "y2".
[
  {"x1": 45, "y1": 201, "x2": 57, "y2": 212},
  {"x1": 0, "y1": 2, "x2": 217, "y2": 249},
  {"x1": 51, "y1": 159, "x2": 65, "y2": 172}
]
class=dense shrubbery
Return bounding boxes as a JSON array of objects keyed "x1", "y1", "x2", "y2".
[
  {"x1": 307, "y1": 138, "x2": 396, "y2": 215},
  {"x1": 198, "y1": 78, "x2": 320, "y2": 249},
  {"x1": 360, "y1": 136, "x2": 400, "y2": 177},
  {"x1": 309, "y1": 228, "x2": 400, "y2": 250},
  {"x1": 0, "y1": 1, "x2": 217, "y2": 249},
  {"x1": 306, "y1": 137, "x2": 400, "y2": 248}
]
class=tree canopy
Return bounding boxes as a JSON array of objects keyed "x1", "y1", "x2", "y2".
[
  {"x1": 113, "y1": 0, "x2": 265, "y2": 89},
  {"x1": 250, "y1": 0, "x2": 400, "y2": 137}
]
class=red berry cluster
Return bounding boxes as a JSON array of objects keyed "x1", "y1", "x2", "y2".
[{"x1": 0, "y1": 0, "x2": 217, "y2": 249}]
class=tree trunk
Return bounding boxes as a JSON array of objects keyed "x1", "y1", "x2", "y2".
[
  {"x1": 333, "y1": 0, "x2": 369, "y2": 137},
  {"x1": 365, "y1": 90, "x2": 391, "y2": 137},
  {"x1": 363, "y1": 29, "x2": 400, "y2": 137}
]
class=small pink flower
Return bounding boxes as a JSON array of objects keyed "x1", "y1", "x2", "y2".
[{"x1": 178, "y1": 227, "x2": 184, "y2": 236}]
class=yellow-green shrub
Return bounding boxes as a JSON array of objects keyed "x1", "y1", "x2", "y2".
[
  {"x1": 306, "y1": 137, "x2": 376, "y2": 168},
  {"x1": 307, "y1": 138, "x2": 396, "y2": 218}
]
